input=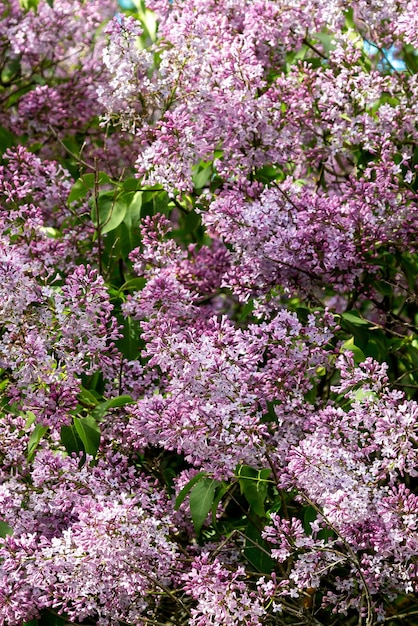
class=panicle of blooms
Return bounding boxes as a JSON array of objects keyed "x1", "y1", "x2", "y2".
[
  {"x1": 182, "y1": 553, "x2": 265, "y2": 626},
  {"x1": 0, "y1": 0, "x2": 122, "y2": 163},
  {"x1": 129, "y1": 0, "x2": 301, "y2": 191},
  {"x1": 99, "y1": 0, "x2": 418, "y2": 194},
  {"x1": 203, "y1": 159, "x2": 418, "y2": 299},
  {"x1": 11, "y1": 79, "x2": 100, "y2": 140},
  {"x1": 204, "y1": 182, "x2": 359, "y2": 298},
  {"x1": 0, "y1": 414, "x2": 32, "y2": 482},
  {"x1": 0, "y1": 238, "x2": 42, "y2": 322},
  {"x1": 351, "y1": 0, "x2": 417, "y2": 48},
  {"x1": 122, "y1": 216, "x2": 334, "y2": 476},
  {"x1": 124, "y1": 238, "x2": 334, "y2": 475},
  {"x1": 122, "y1": 218, "x2": 335, "y2": 475},
  {"x1": 0, "y1": 146, "x2": 93, "y2": 271},
  {"x1": 133, "y1": 213, "x2": 183, "y2": 272},
  {"x1": 331, "y1": 353, "x2": 389, "y2": 395},
  {"x1": 261, "y1": 515, "x2": 368, "y2": 618},
  {"x1": 266, "y1": 356, "x2": 418, "y2": 608},
  {"x1": 0, "y1": 250, "x2": 121, "y2": 427},
  {"x1": 123, "y1": 214, "x2": 230, "y2": 329},
  {"x1": 0, "y1": 146, "x2": 72, "y2": 219},
  {"x1": 98, "y1": 14, "x2": 168, "y2": 131},
  {"x1": 394, "y1": 0, "x2": 418, "y2": 47},
  {"x1": 125, "y1": 315, "x2": 270, "y2": 476},
  {"x1": 0, "y1": 449, "x2": 178, "y2": 625},
  {"x1": 6, "y1": 0, "x2": 111, "y2": 66},
  {"x1": 56, "y1": 265, "x2": 121, "y2": 378}
]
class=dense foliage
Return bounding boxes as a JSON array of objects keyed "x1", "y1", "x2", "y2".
[{"x1": 1, "y1": 0, "x2": 418, "y2": 624}]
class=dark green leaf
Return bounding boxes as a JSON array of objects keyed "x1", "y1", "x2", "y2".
[
  {"x1": 189, "y1": 478, "x2": 218, "y2": 534},
  {"x1": 341, "y1": 337, "x2": 366, "y2": 364},
  {"x1": 121, "y1": 178, "x2": 143, "y2": 192},
  {"x1": 105, "y1": 222, "x2": 141, "y2": 261},
  {"x1": 90, "y1": 395, "x2": 134, "y2": 420},
  {"x1": 211, "y1": 481, "x2": 230, "y2": 525},
  {"x1": 37, "y1": 610, "x2": 67, "y2": 626},
  {"x1": 237, "y1": 465, "x2": 271, "y2": 517},
  {"x1": 27, "y1": 424, "x2": 49, "y2": 459},
  {"x1": 60, "y1": 424, "x2": 83, "y2": 456},
  {"x1": 116, "y1": 315, "x2": 141, "y2": 360},
  {"x1": 341, "y1": 311, "x2": 371, "y2": 326},
  {"x1": 375, "y1": 280, "x2": 393, "y2": 297},
  {"x1": 303, "y1": 505, "x2": 317, "y2": 534},
  {"x1": 78, "y1": 386, "x2": 99, "y2": 407},
  {"x1": 0, "y1": 126, "x2": 15, "y2": 153},
  {"x1": 73, "y1": 416, "x2": 101, "y2": 457},
  {"x1": 243, "y1": 520, "x2": 275, "y2": 573},
  {"x1": 119, "y1": 278, "x2": 146, "y2": 293},
  {"x1": 0, "y1": 520, "x2": 13, "y2": 538},
  {"x1": 174, "y1": 471, "x2": 207, "y2": 510},
  {"x1": 91, "y1": 191, "x2": 128, "y2": 234},
  {"x1": 67, "y1": 172, "x2": 111, "y2": 205}
]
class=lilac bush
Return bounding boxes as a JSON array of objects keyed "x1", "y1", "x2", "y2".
[{"x1": 0, "y1": 0, "x2": 418, "y2": 624}]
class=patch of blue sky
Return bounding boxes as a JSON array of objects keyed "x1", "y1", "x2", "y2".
[
  {"x1": 118, "y1": 0, "x2": 136, "y2": 8},
  {"x1": 363, "y1": 40, "x2": 407, "y2": 72}
]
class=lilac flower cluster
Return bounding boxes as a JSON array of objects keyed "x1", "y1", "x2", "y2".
[
  {"x1": 0, "y1": 1, "x2": 417, "y2": 625},
  {"x1": 263, "y1": 355, "x2": 418, "y2": 614},
  {"x1": 100, "y1": 0, "x2": 418, "y2": 299},
  {"x1": 0, "y1": 450, "x2": 178, "y2": 625}
]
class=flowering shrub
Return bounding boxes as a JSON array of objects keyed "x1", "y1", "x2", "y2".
[{"x1": 0, "y1": 0, "x2": 418, "y2": 624}]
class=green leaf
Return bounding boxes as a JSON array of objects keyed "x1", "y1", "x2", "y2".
[
  {"x1": 375, "y1": 280, "x2": 393, "y2": 297},
  {"x1": 67, "y1": 172, "x2": 111, "y2": 205},
  {"x1": 106, "y1": 394, "x2": 134, "y2": 409},
  {"x1": 192, "y1": 163, "x2": 212, "y2": 189},
  {"x1": 0, "y1": 520, "x2": 13, "y2": 538},
  {"x1": 104, "y1": 221, "x2": 141, "y2": 261},
  {"x1": 90, "y1": 395, "x2": 134, "y2": 420},
  {"x1": 19, "y1": 0, "x2": 40, "y2": 10},
  {"x1": 182, "y1": 210, "x2": 200, "y2": 235},
  {"x1": 73, "y1": 416, "x2": 101, "y2": 457},
  {"x1": 116, "y1": 315, "x2": 141, "y2": 360},
  {"x1": 303, "y1": 505, "x2": 317, "y2": 534},
  {"x1": 211, "y1": 482, "x2": 230, "y2": 525},
  {"x1": 174, "y1": 471, "x2": 207, "y2": 510},
  {"x1": 237, "y1": 465, "x2": 271, "y2": 517},
  {"x1": 91, "y1": 191, "x2": 128, "y2": 235},
  {"x1": 0, "y1": 58, "x2": 21, "y2": 85},
  {"x1": 60, "y1": 424, "x2": 83, "y2": 456},
  {"x1": 255, "y1": 165, "x2": 283, "y2": 183},
  {"x1": 123, "y1": 191, "x2": 143, "y2": 229},
  {"x1": 0, "y1": 126, "x2": 15, "y2": 153},
  {"x1": 25, "y1": 411, "x2": 37, "y2": 428},
  {"x1": 401, "y1": 254, "x2": 418, "y2": 290},
  {"x1": 121, "y1": 178, "x2": 143, "y2": 192},
  {"x1": 37, "y1": 610, "x2": 67, "y2": 626},
  {"x1": 118, "y1": 278, "x2": 146, "y2": 293},
  {"x1": 243, "y1": 520, "x2": 275, "y2": 573},
  {"x1": 237, "y1": 300, "x2": 254, "y2": 323},
  {"x1": 142, "y1": 189, "x2": 171, "y2": 217},
  {"x1": 189, "y1": 478, "x2": 218, "y2": 534},
  {"x1": 67, "y1": 179, "x2": 91, "y2": 204},
  {"x1": 78, "y1": 386, "x2": 99, "y2": 407},
  {"x1": 341, "y1": 311, "x2": 371, "y2": 326},
  {"x1": 341, "y1": 337, "x2": 366, "y2": 364},
  {"x1": 27, "y1": 424, "x2": 49, "y2": 459}
]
